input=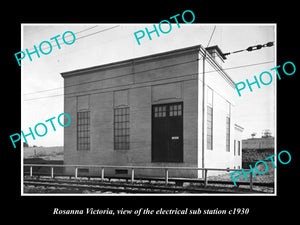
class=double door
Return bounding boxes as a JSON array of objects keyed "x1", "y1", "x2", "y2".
[{"x1": 152, "y1": 102, "x2": 183, "y2": 162}]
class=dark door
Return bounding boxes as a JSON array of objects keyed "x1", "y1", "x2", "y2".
[{"x1": 152, "y1": 102, "x2": 183, "y2": 162}]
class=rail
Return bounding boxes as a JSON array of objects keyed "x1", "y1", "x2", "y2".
[{"x1": 23, "y1": 164, "x2": 254, "y2": 190}]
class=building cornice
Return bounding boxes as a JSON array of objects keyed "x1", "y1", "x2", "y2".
[
  {"x1": 60, "y1": 45, "x2": 201, "y2": 78},
  {"x1": 60, "y1": 44, "x2": 236, "y2": 89}
]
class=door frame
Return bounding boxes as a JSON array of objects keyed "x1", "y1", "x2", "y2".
[{"x1": 151, "y1": 102, "x2": 184, "y2": 163}]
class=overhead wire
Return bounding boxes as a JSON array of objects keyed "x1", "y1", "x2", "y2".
[
  {"x1": 223, "y1": 41, "x2": 275, "y2": 57},
  {"x1": 206, "y1": 25, "x2": 216, "y2": 48},
  {"x1": 23, "y1": 25, "x2": 120, "y2": 52},
  {"x1": 24, "y1": 25, "x2": 98, "y2": 52},
  {"x1": 23, "y1": 24, "x2": 275, "y2": 101}
]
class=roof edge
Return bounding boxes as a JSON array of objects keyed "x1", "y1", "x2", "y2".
[
  {"x1": 60, "y1": 45, "x2": 201, "y2": 78},
  {"x1": 199, "y1": 46, "x2": 236, "y2": 89}
]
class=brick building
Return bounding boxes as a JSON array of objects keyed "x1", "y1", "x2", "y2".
[{"x1": 60, "y1": 45, "x2": 243, "y2": 178}]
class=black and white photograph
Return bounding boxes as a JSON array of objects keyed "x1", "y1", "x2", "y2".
[
  {"x1": 20, "y1": 23, "x2": 276, "y2": 195},
  {"x1": 4, "y1": 4, "x2": 299, "y2": 221}
]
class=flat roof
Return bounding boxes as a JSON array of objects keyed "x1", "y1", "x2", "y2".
[
  {"x1": 60, "y1": 44, "x2": 235, "y2": 88},
  {"x1": 61, "y1": 45, "x2": 201, "y2": 77}
]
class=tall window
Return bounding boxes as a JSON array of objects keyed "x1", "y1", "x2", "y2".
[
  {"x1": 207, "y1": 88, "x2": 213, "y2": 150},
  {"x1": 207, "y1": 106, "x2": 213, "y2": 150},
  {"x1": 77, "y1": 111, "x2": 90, "y2": 151},
  {"x1": 234, "y1": 140, "x2": 237, "y2": 156},
  {"x1": 226, "y1": 101, "x2": 231, "y2": 152},
  {"x1": 114, "y1": 107, "x2": 130, "y2": 150},
  {"x1": 226, "y1": 116, "x2": 230, "y2": 152}
]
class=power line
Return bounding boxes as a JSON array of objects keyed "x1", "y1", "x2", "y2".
[
  {"x1": 25, "y1": 25, "x2": 98, "y2": 51},
  {"x1": 72, "y1": 25, "x2": 99, "y2": 35},
  {"x1": 75, "y1": 25, "x2": 120, "y2": 40},
  {"x1": 223, "y1": 41, "x2": 274, "y2": 57},
  {"x1": 24, "y1": 60, "x2": 275, "y2": 101},
  {"x1": 24, "y1": 25, "x2": 120, "y2": 52},
  {"x1": 206, "y1": 26, "x2": 216, "y2": 48}
]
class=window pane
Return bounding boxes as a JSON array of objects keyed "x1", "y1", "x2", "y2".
[
  {"x1": 207, "y1": 88, "x2": 213, "y2": 106},
  {"x1": 77, "y1": 111, "x2": 90, "y2": 151},
  {"x1": 114, "y1": 107, "x2": 130, "y2": 150},
  {"x1": 207, "y1": 106, "x2": 212, "y2": 115},
  {"x1": 226, "y1": 116, "x2": 230, "y2": 152},
  {"x1": 207, "y1": 140, "x2": 212, "y2": 149},
  {"x1": 207, "y1": 106, "x2": 213, "y2": 150}
]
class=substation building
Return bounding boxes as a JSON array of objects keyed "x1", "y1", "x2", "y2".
[{"x1": 61, "y1": 45, "x2": 243, "y2": 178}]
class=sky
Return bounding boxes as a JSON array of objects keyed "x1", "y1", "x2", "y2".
[{"x1": 21, "y1": 23, "x2": 276, "y2": 147}]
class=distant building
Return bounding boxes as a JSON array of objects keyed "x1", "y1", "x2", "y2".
[
  {"x1": 24, "y1": 146, "x2": 63, "y2": 160},
  {"x1": 23, "y1": 142, "x2": 29, "y2": 148},
  {"x1": 242, "y1": 136, "x2": 274, "y2": 150},
  {"x1": 61, "y1": 45, "x2": 243, "y2": 178},
  {"x1": 234, "y1": 124, "x2": 243, "y2": 169}
]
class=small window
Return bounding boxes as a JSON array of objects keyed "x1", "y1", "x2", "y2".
[
  {"x1": 154, "y1": 106, "x2": 166, "y2": 118},
  {"x1": 169, "y1": 103, "x2": 182, "y2": 117}
]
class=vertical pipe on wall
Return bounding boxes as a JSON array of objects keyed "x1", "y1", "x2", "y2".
[
  {"x1": 30, "y1": 166, "x2": 33, "y2": 177},
  {"x1": 101, "y1": 168, "x2": 104, "y2": 181},
  {"x1": 165, "y1": 169, "x2": 169, "y2": 185},
  {"x1": 75, "y1": 167, "x2": 78, "y2": 179},
  {"x1": 131, "y1": 168, "x2": 135, "y2": 183},
  {"x1": 51, "y1": 167, "x2": 54, "y2": 178}
]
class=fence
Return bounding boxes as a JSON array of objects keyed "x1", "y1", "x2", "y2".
[{"x1": 23, "y1": 164, "x2": 254, "y2": 190}]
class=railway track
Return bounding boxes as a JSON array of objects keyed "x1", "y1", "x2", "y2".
[{"x1": 23, "y1": 177, "x2": 266, "y2": 194}]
